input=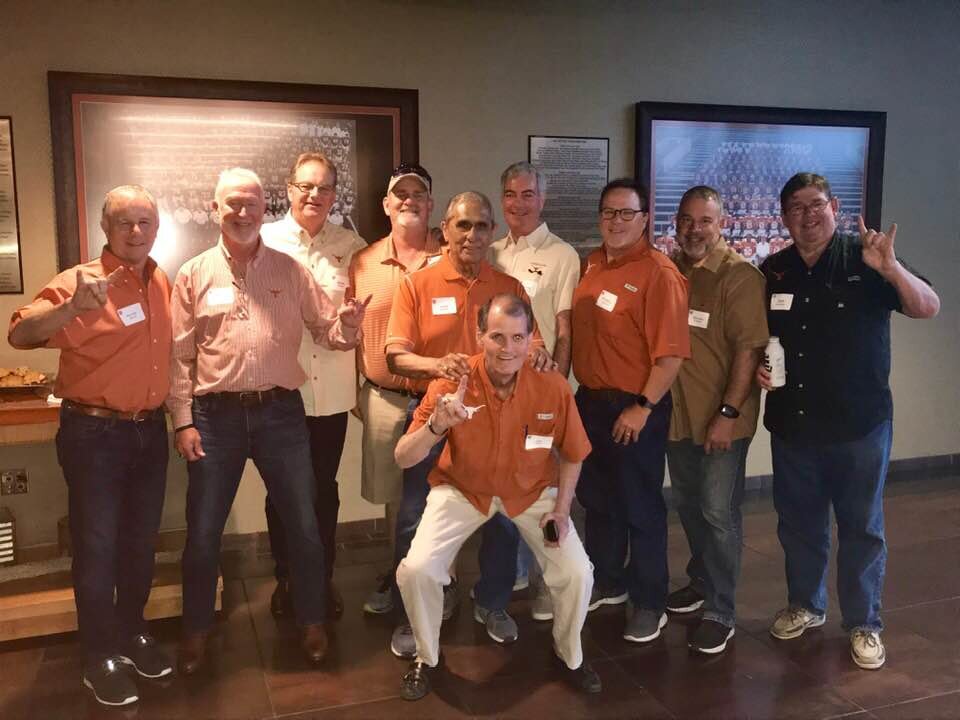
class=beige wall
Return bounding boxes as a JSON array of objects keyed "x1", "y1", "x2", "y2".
[{"x1": 1, "y1": 0, "x2": 958, "y2": 547}]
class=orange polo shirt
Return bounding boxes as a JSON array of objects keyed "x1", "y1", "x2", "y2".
[
  {"x1": 410, "y1": 354, "x2": 592, "y2": 517},
  {"x1": 8, "y1": 249, "x2": 172, "y2": 412},
  {"x1": 348, "y1": 234, "x2": 442, "y2": 391},
  {"x1": 385, "y1": 252, "x2": 541, "y2": 394},
  {"x1": 572, "y1": 241, "x2": 690, "y2": 395}
]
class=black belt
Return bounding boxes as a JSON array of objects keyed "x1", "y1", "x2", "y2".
[
  {"x1": 364, "y1": 378, "x2": 423, "y2": 400},
  {"x1": 62, "y1": 400, "x2": 164, "y2": 423},
  {"x1": 197, "y1": 387, "x2": 295, "y2": 407},
  {"x1": 578, "y1": 386, "x2": 644, "y2": 404}
]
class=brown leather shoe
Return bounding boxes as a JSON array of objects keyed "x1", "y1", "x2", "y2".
[
  {"x1": 328, "y1": 582, "x2": 344, "y2": 620},
  {"x1": 177, "y1": 632, "x2": 208, "y2": 676},
  {"x1": 302, "y1": 623, "x2": 328, "y2": 664}
]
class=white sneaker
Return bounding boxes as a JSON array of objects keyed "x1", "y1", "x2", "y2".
[
  {"x1": 850, "y1": 629, "x2": 885, "y2": 669},
  {"x1": 769, "y1": 606, "x2": 826, "y2": 640},
  {"x1": 530, "y1": 580, "x2": 554, "y2": 621}
]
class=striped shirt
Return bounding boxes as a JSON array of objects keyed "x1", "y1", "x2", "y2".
[
  {"x1": 348, "y1": 234, "x2": 442, "y2": 391},
  {"x1": 168, "y1": 238, "x2": 357, "y2": 428}
]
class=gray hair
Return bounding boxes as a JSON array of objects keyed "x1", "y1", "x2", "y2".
[
  {"x1": 100, "y1": 185, "x2": 158, "y2": 223},
  {"x1": 678, "y1": 185, "x2": 724, "y2": 217},
  {"x1": 443, "y1": 191, "x2": 494, "y2": 221},
  {"x1": 500, "y1": 161, "x2": 547, "y2": 196},
  {"x1": 215, "y1": 167, "x2": 263, "y2": 204}
]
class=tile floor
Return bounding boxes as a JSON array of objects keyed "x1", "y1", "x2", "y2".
[{"x1": 1, "y1": 473, "x2": 958, "y2": 719}]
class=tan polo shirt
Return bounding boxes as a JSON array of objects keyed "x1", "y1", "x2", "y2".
[
  {"x1": 669, "y1": 239, "x2": 769, "y2": 444},
  {"x1": 489, "y1": 222, "x2": 580, "y2": 355}
]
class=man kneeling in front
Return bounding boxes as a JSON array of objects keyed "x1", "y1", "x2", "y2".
[{"x1": 394, "y1": 293, "x2": 599, "y2": 701}]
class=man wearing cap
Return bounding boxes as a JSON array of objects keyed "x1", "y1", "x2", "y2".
[
  {"x1": 664, "y1": 186, "x2": 768, "y2": 655},
  {"x1": 385, "y1": 191, "x2": 553, "y2": 657},
  {"x1": 260, "y1": 152, "x2": 367, "y2": 620},
  {"x1": 8, "y1": 185, "x2": 172, "y2": 707},
  {"x1": 352, "y1": 163, "x2": 443, "y2": 617},
  {"x1": 571, "y1": 178, "x2": 690, "y2": 644},
  {"x1": 489, "y1": 161, "x2": 581, "y2": 619},
  {"x1": 758, "y1": 172, "x2": 939, "y2": 670},
  {"x1": 394, "y1": 294, "x2": 599, "y2": 700},
  {"x1": 170, "y1": 168, "x2": 368, "y2": 674}
]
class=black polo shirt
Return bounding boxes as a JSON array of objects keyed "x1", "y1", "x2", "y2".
[{"x1": 760, "y1": 233, "x2": 926, "y2": 444}]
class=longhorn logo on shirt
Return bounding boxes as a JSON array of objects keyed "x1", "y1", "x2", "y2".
[
  {"x1": 333, "y1": 254, "x2": 345, "y2": 264},
  {"x1": 268, "y1": 289, "x2": 282, "y2": 298},
  {"x1": 769, "y1": 269, "x2": 785, "y2": 281}
]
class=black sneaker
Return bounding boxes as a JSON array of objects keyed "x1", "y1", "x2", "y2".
[
  {"x1": 666, "y1": 585, "x2": 705, "y2": 614},
  {"x1": 118, "y1": 633, "x2": 174, "y2": 678},
  {"x1": 552, "y1": 653, "x2": 602, "y2": 694},
  {"x1": 689, "y1": 619, "x2": 735, "y2": 655},
  {"x1": 587, "y1": 586, "x2": 629, "y2": 612},
  {"x1": 400, "y1": 655, "x2": 444, "y2": 701},
  {"x1": 83, "y1": 657, "x2": 139, "y2": 706}
]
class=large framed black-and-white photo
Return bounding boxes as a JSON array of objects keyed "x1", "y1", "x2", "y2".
[
  {"x1": 49, "y1": 71, "x2": 418, "y2": 279},
  {"x1": 635, "y1": 101, "x2": 885, "y2": 265}
]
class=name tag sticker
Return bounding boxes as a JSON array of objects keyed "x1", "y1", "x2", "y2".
[
  {"x1": 432, "y1": 296, "x2": 457, "y2": 315},
  {"x1": 207, "y1": 287, "x2": 235, "y2": 307},
  {"x1": 624, "y1": 283, "x2": 638, "y2": 293},
  {"x1": 525, "y1": 434, "x2": 553, "y2": 450},
  {"x1": 536, "y1": 412, "x2": 554, "y2": 420},
  {"x1": 323, "y1": 268, "x2": 349, "y2": 292},
  {"x1": 522, "y1": 279, "x2": 539, "y2": 298},
  {"x1": 596, "y1": 290, "x2": 618, "y2": 312},
  {"x1": 117, "y1": 303, "x2": 146, "y2": 326},
  {"x1": 770, "y1": 293, "x2": 794, "y2": 311},
  {"x1": 688, "y1": 309, "x2": 710, "y2": 328}
]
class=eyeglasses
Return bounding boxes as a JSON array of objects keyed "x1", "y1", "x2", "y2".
[
  {"x1": 391, "y1": 162, "x2": 432, "y2": 190},
  {"x1": 600, "y1": 207, "x2": 644, "y2": 221},
  {"x1": 785, "y1": 199, "x2": 830, "y2": 219},
  {"x1": 288, "y1": 182, "x2": 335, "y2": 196}
]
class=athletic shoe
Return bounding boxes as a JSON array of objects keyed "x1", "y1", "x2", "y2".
[{"x1": 769, "y1": 606, "x2": 826, "y2": 640}]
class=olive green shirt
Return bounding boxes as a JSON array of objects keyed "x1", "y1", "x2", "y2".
[{"x1": 669, "y1": 240, "x2": 769, "y2": 444}]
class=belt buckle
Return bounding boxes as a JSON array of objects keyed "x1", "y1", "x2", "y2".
[{"x1": 239, "y1": 391, "x2": 259, "y2": 407}]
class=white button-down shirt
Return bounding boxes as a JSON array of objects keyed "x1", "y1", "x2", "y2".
[
  {"x1": 262, "y1": 213, "x2": 367, "y2": 416},
  {"x1": 489, "y1": 222, "x2": 580, "y2": 354}
]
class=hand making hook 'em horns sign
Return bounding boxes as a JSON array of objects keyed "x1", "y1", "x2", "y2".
[{"x1": 858, "y1": 215, "x2": 898, "y2": 276}]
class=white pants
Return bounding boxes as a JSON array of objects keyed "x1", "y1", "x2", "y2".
[{"x1": 397, "y1": 485, "x2": 593, "y2": 669}]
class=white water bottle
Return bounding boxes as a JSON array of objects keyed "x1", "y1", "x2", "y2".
[{"x1": 764, "y1": 336, "x2": 786, "y2": 388}]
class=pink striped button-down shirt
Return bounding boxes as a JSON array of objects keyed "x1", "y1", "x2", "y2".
[{"x1": 168, "y1": 239, "x2": 357, "y2": 427}]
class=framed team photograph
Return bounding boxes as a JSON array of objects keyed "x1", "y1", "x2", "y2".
[
  {"x1": 48, "y1": 71, "x2": 419, "y2": 280},
  {"x1": 635, "y1": 101, "x2": 886, "y2": 265}
]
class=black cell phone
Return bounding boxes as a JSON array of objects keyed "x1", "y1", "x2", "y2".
[{"x1": 543, "y1": 519, "x2": 559, "y2": 543}]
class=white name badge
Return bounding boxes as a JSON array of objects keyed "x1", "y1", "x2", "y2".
[
  {"x1": 596, "y1": 290, "x2": 618, "y2": 312},
  {"x1": 525, "y1": 434, "x2": 553, "y2": 450},
  {"x1": 432, "y1": 296, "x2": 457, "y2": 315},
  {"x1": 323, "y1": 268, "x2": 349, "y2": 292},
  {"x1": 537, "y1": 412, "x2": 554, "y2": 420},
  {"x1": 624, "y1": 283, "x2": 638, "y2": 293},
  {"x1": 207, "y1": 287, "x2": 235, "y2": 306},
  {"x1": 688, "y1": 309, "x2": 710, "y2": 328},
  {"x1": 117, "y1": 302, "x2": 146, "y2": 326},
  {"x1": 770, "y1": 293, "x2": 794, "y2": 311},
  {"x1": 522, "y1": 279, "x2": 539, "y2": 298}
]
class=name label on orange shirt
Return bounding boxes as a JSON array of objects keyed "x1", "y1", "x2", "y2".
[
  {"x1": 688, "y1": 309, "x2": 710, "y2": 328},
  {"x1": 624, "y1": 283, "x2": 638, "y2": 293},
  {"x1": 595, "y1": 290, "x2": 618, "y2": 312},
  {"x1": 207, "y1": 287, "x2": 235, "y2": 306},
  {"x1": 431, "y1": 297, "x2": 457, "y2": 315},
  {"x1": 770, "y1": 293, "x2": 794, "y2": 311},
  {"x1": 117, "y1": 302, "x2": 146, "y2": 326},
  {"x1": 525, "y1": 434, "x2": 553, "y2": 450}
]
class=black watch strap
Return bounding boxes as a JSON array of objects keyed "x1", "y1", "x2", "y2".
[
  {"x1": 636, "y1": 395, "x2": 654, "y2": 410},
  {"x1": 718, "y1": 403, "x2": 741, "y2": 419}
]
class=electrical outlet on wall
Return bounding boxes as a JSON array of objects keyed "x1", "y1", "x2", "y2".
[{"x1": 0, "y1": 470, "x2": 28, "y2": 495}]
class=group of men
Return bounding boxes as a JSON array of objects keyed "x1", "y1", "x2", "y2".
[{"x1": 7, "y1": 150, "x2": 939, "y2": 707}]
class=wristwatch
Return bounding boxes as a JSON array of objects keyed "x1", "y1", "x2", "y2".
[
  {"x1": 636, "y1": 395, "x2": 655, "y2": 410},
  {"x1": 718, "y1": 403, "x2": 741, "y2": 419}
]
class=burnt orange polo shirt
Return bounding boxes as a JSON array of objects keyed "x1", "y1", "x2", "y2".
[
  {"x1": 8, "y1": 249, "x2": 172, "y2": 412},
  {"x1": 410, "y1": 354, "x2": 591, "y2": 517},
  {"x1": 385, "y1": 252, "x2": 542, "y2": 394},
  {"x1": 572, "y1": 241, "x2": 690, "y2": 395}
]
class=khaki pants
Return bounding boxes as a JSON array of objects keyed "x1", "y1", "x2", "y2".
[
  {"x1": 358, "y1": 381, "x2": 409, "y2": 504},
  {"x1": 397, "y1": 485, "x2": 592, "y2": 669}
]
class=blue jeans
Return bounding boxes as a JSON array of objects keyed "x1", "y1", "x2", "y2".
[
  {"x1": 667, "y1": 437, "x2": 750, "y2": 627},
  {"x1": 575, "y1": 388, "x2": 672, "y2": 614},
  {"x1": 392, "y1": 397, "x2": 518, "y2": 612},
  {"x1": 772, "y1": 419, "x2": 892, "y2": 632},
  {"x1": 56, "y1": 408, "x2": 168, "y2": 665},
  {"x1": 182, "y1": 390, "x2": 327, "y2": 631}
]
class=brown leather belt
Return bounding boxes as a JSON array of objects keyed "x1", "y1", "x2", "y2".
[
  {"x1": 198, "y1": 387, "x2": 295, "y2": 407},
  {"x1": 62, "y1": 399, "x2": 163, "y2": 423}
]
